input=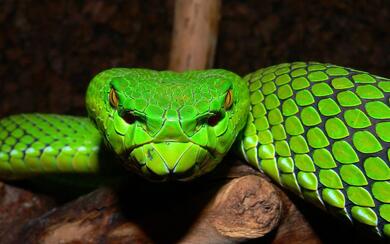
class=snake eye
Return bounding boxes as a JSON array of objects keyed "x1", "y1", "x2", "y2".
[
  {"x1": 224, "y1": 89, "x2": 233, "y2": 110},
  {"x1": 207, "y1": 112, "x2": 222, "y2": 126},
  {"x1": 121, "y1": 110, "x2": 138, "y2": 124},
  {"x1": 109, "y1": 88, "x2": 119, "y2": 108}
]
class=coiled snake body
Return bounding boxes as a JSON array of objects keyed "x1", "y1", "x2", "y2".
[{"x1": 0, "y1": 62, "x2": 389, "y2": 238}]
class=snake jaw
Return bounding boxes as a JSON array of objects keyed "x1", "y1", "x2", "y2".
[
  {"x1": 145, "y1": 162, "x2": 200, "y2": 182},
  {"x1": 125, "y1": 141, "x2": 217, "y2": 181}
]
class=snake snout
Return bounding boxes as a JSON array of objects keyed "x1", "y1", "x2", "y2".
[{"x1": 129, "y1": 142, "x2": 209, "y2": 180}]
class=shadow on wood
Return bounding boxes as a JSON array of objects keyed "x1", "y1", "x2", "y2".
[{"x1": 0, "y1": 158, "x2": 287, "y2": 243}]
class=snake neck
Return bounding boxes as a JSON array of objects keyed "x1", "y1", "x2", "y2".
[{"x1": 235, "y1": 75, "x2": 280, "y2": 178}]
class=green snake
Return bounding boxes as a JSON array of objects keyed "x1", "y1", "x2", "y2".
[{"x1": 0, "y1": 62, "x2": 389, "y2": 238}]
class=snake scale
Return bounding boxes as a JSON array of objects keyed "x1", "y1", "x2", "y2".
[{"x1": 0, "y1": 62, "x2": 389, "y2": 239}]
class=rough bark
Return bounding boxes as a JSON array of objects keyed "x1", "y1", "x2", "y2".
[
  {"x1": 169, "y1": 0, "x2": 221, "y2": 71},
  {"x1": 2, "y1": 159, "x2": 379, "y2": 243},
  {"x1": 0, "y1": 160, "x2": 286, "y2": 244},
  {"x1": 0, "y1": 182, "x2": 56, "y2": 242}
]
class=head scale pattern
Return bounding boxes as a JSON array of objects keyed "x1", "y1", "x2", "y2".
[{"x1": 86, "y1": 68, "x2": 250, "y2": 181}]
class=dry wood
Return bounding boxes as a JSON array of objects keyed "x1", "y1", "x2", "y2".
[
  {"x1": 169, "y1": 0, "x2": 221, "y2": 71},
  {"x1": 0, "y1": 160, "x2": 284, "y2": 243},
  {"x1": 5, "y1": 159, "x2": 378, "y2": 243},
  {"x1": 271, "y1": 189, "x2": 322, "y2": 244},
  {"x1": 0, "y1": 182, "x2": 56, "y2": 243}
]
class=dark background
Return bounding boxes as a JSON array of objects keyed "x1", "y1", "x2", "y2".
[
  {"x1": 0, "y1": 1, "x2": 389, "y2": 242},
  {"x1": 0, "y1": 0, "x2": 389, "y2": 117}
]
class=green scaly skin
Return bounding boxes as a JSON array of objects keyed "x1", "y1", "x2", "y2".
[
  {"x1": 0, "y1": 62, "x2": 389, "y2": 238},
  {"x1": 0, "y1": 114, "x2": 101, "y2": 178}
]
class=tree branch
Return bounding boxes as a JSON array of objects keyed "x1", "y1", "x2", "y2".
[{"x1": 169, "y1": 0, "x2": 221, "y2": 71}]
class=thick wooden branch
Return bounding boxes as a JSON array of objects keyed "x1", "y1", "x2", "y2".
[
  {"x1": 0, "y1": 182, "x2": 55, "y2": 243},
  {"x1": 169, "y1": 0, "x2": 221, "y2": 71},
  {"x1": 211, "y1": 175, "x2": 281, "y2": 238},
  {"x1": 0, "y1": 161, "x2": 283, "y2": 243},
  {"x1": 0, "y1": 159, "x2": 328, "y2": 243}
]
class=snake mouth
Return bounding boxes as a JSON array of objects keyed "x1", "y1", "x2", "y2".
[
  {"x1": 126, "y1": 141, "x2": 214, "y2": 181},
  {"x1": 142, "y1": 163, "x2": 200, "y2": 182}
]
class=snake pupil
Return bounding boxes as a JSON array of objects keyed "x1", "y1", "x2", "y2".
[
  {"x1": 207, "y1": 112, "x2": 221, "y2": 126},
  {"x1": 121, "y1": 111, "x2": 138, "y2": 124}
]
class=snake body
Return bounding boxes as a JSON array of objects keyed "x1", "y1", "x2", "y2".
[{"x1": 0, "y1": 62, "x2": 389, "y2": 238}]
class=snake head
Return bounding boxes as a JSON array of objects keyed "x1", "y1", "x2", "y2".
[{"x1": 86, "y1": 68, "x2": 250, "y2": 181}]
